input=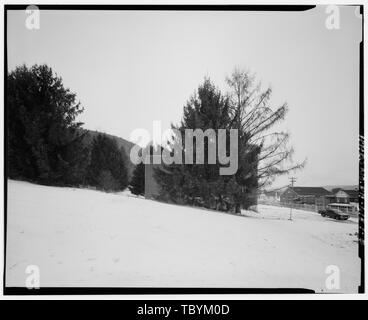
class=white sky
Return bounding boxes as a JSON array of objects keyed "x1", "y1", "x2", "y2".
[{"x1": 7, "y1": 6, "x2": 361, "y2": 188}]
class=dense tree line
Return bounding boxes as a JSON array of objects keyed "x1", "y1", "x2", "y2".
[
  {"x1": 129, "y1": 162, "x2": 145, "y2": 196},
  {"x1": 7, "y1": 64, "x2": 129, "y2": 192},
  {"x1": 87, "y1": 134, "x2": 129, "y2": 192},
  {"x1": 7, "y1": 64, "x2": 302, "y2": 210}
]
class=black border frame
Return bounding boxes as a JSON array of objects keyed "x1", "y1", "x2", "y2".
[{"x1": 3, "y1": 4, "x2": 364, "y2": 295}]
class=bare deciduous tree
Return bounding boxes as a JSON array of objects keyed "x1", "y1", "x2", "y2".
[{"x1": 226, "y1": 67, "x2": 305, "y2": 189}]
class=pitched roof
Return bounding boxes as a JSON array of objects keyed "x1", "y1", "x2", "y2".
[
  {"x1": 264, "y1": 191, "x2": 278, "y2": 196},
  {"x1": 291, "y1": 187, "x2": 332, "y2": 196},
  {"x1": 340, "y1": 189, "x2": 359, "y2": 198}
]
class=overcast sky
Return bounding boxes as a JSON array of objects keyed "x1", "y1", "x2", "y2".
[{"x1": 7, "y1": 6, "x2": 362, "y2": 188}]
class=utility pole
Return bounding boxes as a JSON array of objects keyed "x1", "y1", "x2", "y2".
[{"x1": 289, "y1": 177, "x2": 297, "y2": 221}]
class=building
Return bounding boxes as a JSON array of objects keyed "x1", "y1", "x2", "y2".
[
  {"x1": 144, "y1": 162, "x2": 161, "y2": 199},
  {"x1": 143, "y1": 144, "x2": 162, "y2": 199},
  {"x1": 326, "y1": 203, "x2": 358, "y2": 214},
  {"x1": 327, "y1": 188, "x2": 359, "y2": 214},
  {"x1": 280, "y1": 186, "x2": 359, "y2": 214},
  {"x1": 335, "y1": 189, "x2": 359, "y2": 204},
  {"x1": 280, "y1": 186, "x2": 332, "y2": 206},
  {"x1": 258, "y1": 190, "x2": 281, "y2": 203}
]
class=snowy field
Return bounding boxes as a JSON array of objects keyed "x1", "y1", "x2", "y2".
[{"x1": 6, "y1": 180, "x2": 361, "y2": 292}]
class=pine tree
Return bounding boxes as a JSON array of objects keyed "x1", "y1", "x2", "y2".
[
  {"x1": 86, "y1": 134, "x2": 129, "y2": 192},
  {"x1": 154, "y1": 71, "x2": 303, "y2": 214},
  {"x1": 97, "y1": 170, "x2": 120, "y2": 192},
  {"x1": 7, "y1": 64, "x2": 89, "y2": 186},
  {"x1": 154, "y1": 79, "x2": 245, "y2": 212},
  {"x1": 129, "y1": 162, "x2": 145, "y2": 196}
]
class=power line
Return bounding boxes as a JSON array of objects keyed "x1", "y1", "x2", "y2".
[
  {"x1": 289, "y1": 177, "x2": 297, "y2": 221},
  {"x1": 289, "y1": 177, "x2": 297, "y2": 188}
]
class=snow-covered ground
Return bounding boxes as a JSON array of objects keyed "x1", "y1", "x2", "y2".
[{"x1": 6, "y1": 180, "x2": 361, "y2": 292}]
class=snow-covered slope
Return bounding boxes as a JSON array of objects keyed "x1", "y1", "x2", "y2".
[{"x1": 5, "y1": 180, "x2": 361, "y2": 292}]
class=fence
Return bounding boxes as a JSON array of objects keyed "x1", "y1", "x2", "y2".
[
  {"x1": 258, "y1": 200, "x2": 321, "y2": 213},
  {"x1": 258, "y1": 200, "x2": 359, "y2": 217}
]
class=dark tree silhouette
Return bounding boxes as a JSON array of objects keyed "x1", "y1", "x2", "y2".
[
  {"x1": 129, "y1": 162, "x2": 145, "y2": 196},
  {"x1": 86, "y1": 133, "x2": 129, "y2": 192},
  {"x1": 7, "y1": 64, "x2": 89, "y2": 186},
  {"x1": 155, "y1": 69, "x2": 304, "y2": 213},
  {"x1": 154, "y1": 79, "x2": 254, "y2": 213}
]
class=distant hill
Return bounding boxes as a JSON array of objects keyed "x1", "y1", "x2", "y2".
[
  {"x1": 83, "y1": 130, "x2": 137, "y2": 179},
  {"x1": 323, "y1": 185, "x2": 359, "y2": 192}
]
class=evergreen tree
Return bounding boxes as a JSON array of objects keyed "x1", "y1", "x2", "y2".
[
  {"x1": 7, "y1": 64, "x2": 88, "y2": 186},
  {"x1": 129, "y1": 162, "x2": 145, "y2": 196},
  {"x1": 155, "y1": 71, "x2": 303, "y2": 213},
  {"x1": 97, "y1": 170, "x2": 120, "y2": 192},
  {"x1": 154, "y1": 79, "x2": 246, "y2": 212},
  {"x1": 86, "y1": 134, "x2": 129, "y2": 192}
]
